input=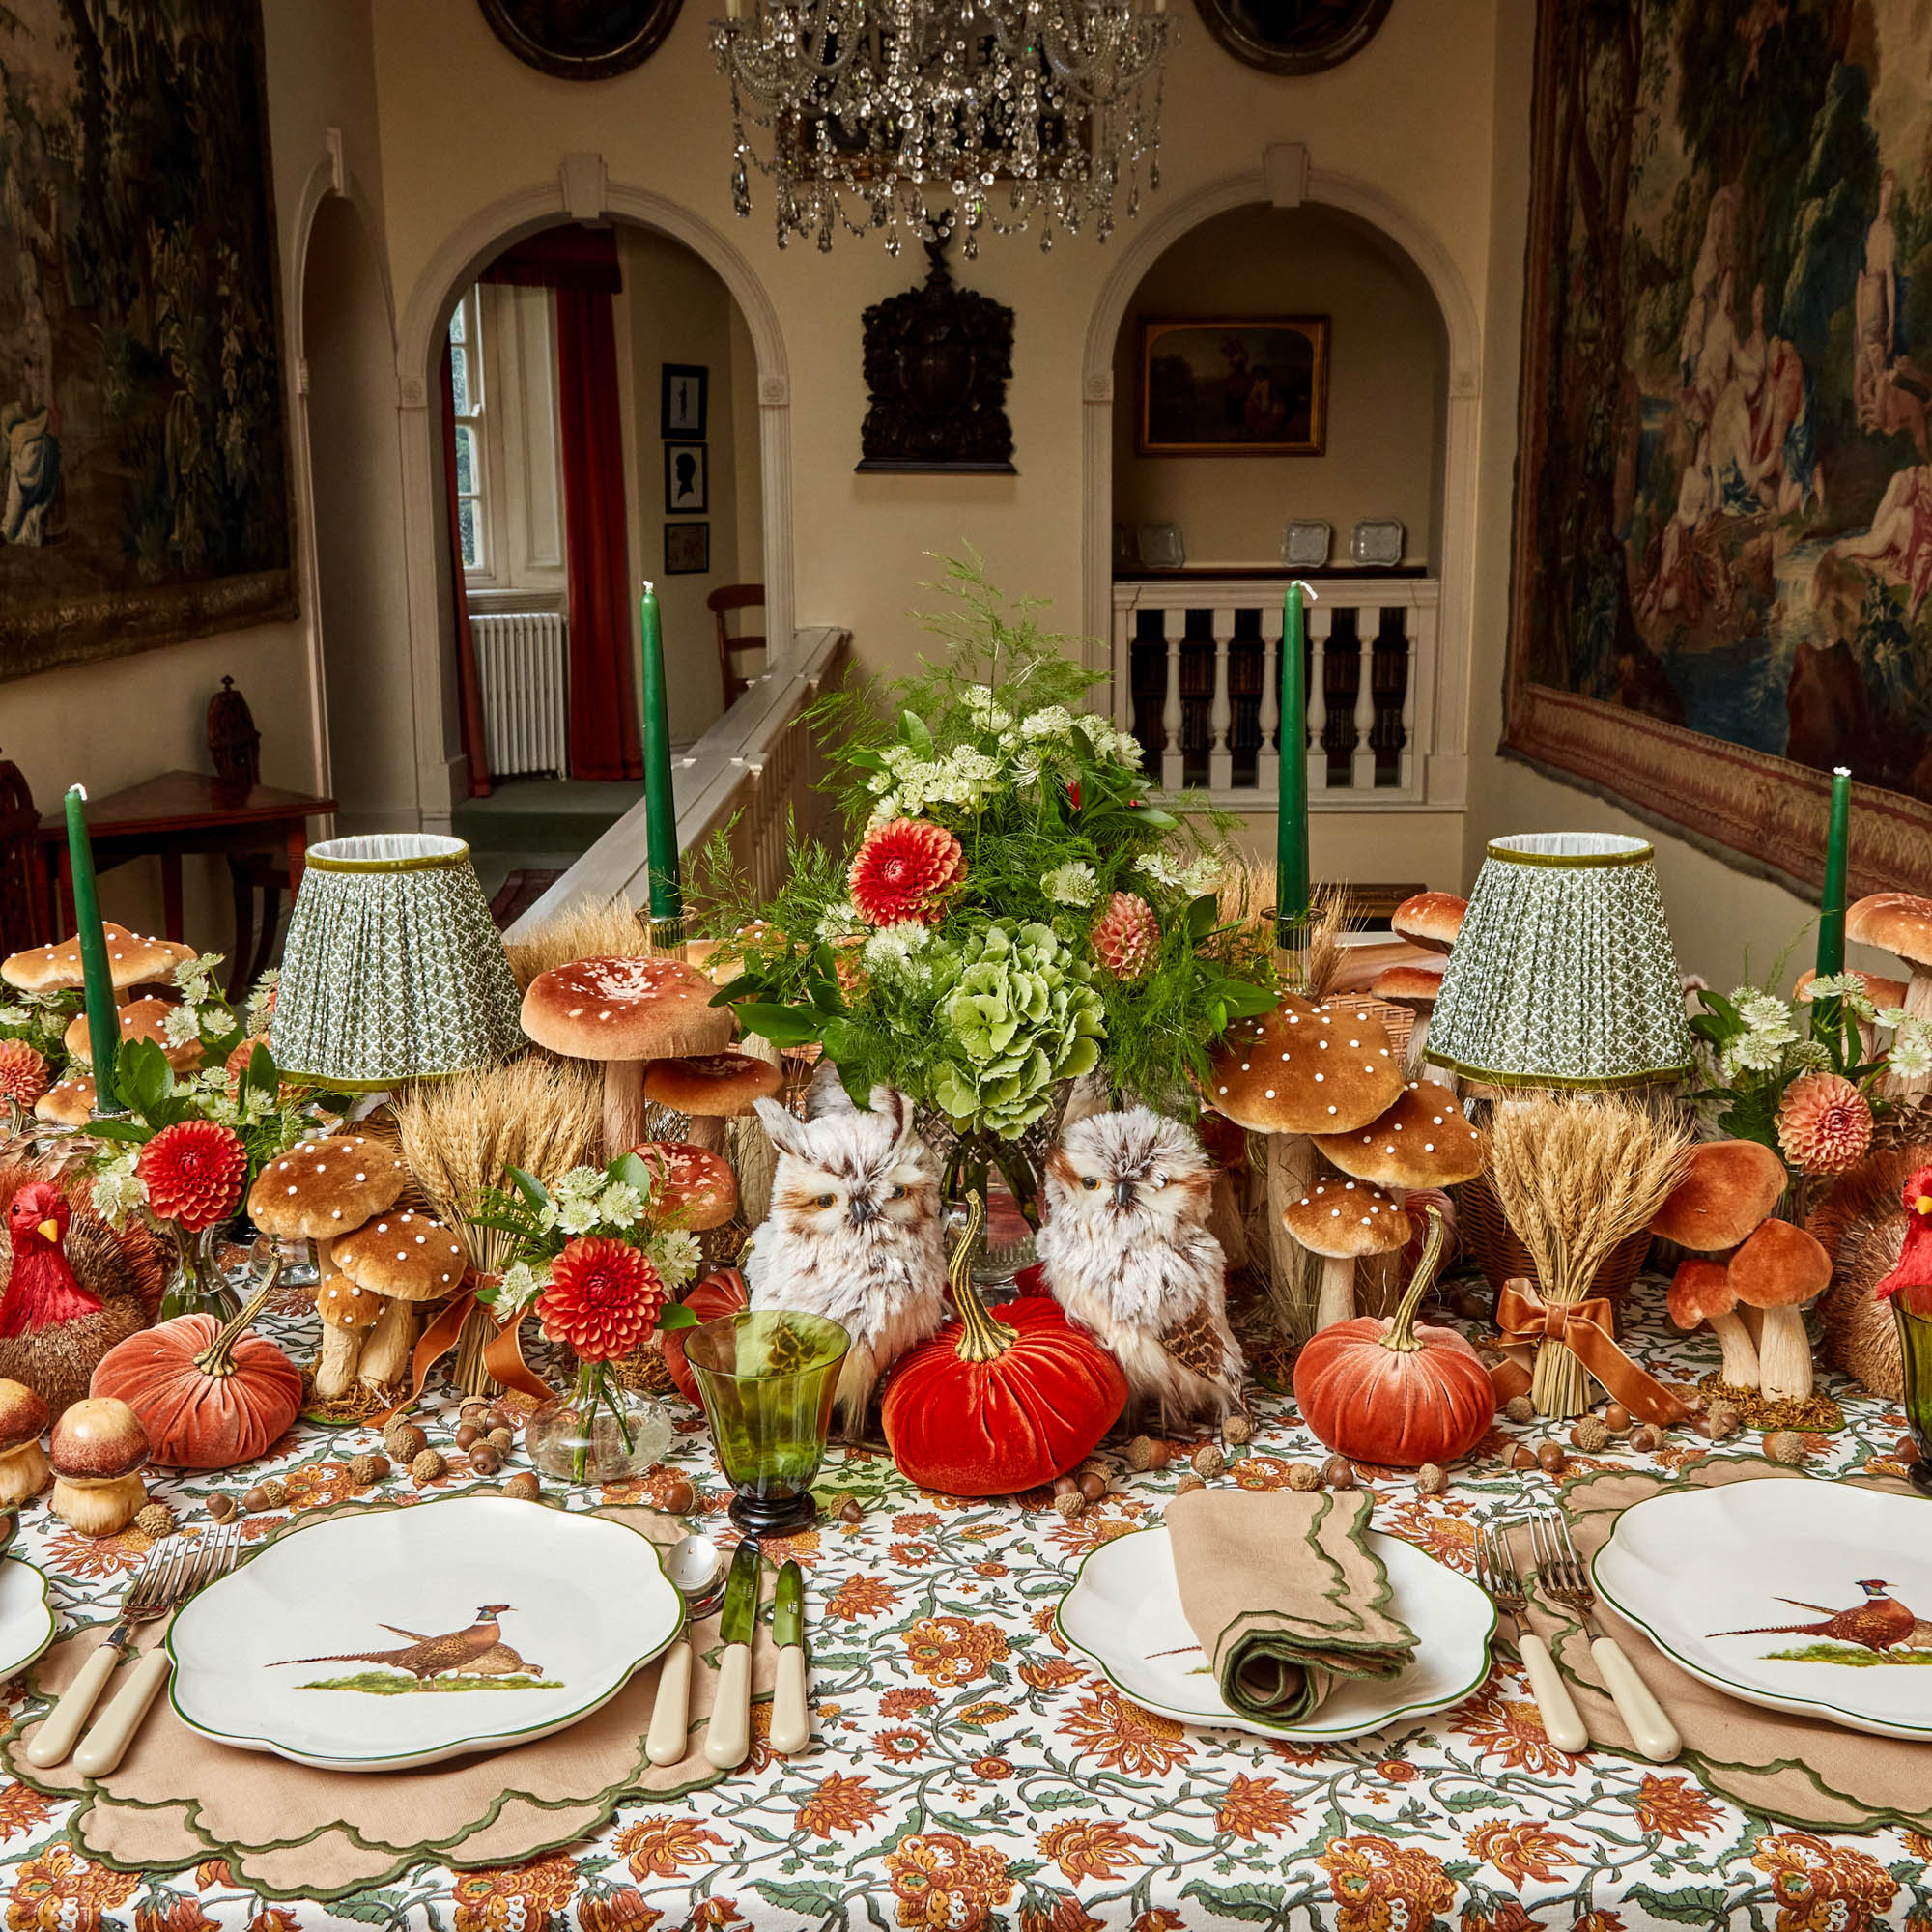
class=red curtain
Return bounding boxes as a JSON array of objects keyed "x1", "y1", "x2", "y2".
[
  {"x1": 555, "y1": 285, "x2": 644, "y2": 781},
  {"x1": 481, "y1": 226, "x2": 622, "y2": 294},
  {"x1": 441, "y1": 343, "x2": 491, "y2": 797}
]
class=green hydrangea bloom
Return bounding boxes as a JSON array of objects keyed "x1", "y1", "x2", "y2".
[{"x1": 926, "y1": 919, "x2": 1104, "y2": 1137}]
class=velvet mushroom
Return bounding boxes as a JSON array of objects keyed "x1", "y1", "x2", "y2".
[
  {"x1": 245, "y1": 1134, "x2": 410, "y2": 1287},
  {"x1": 1391, "y1": 892, "x2": 1467, "y2": 956},
  {"x1": 2, "y1": 924, "x2": 179, "y2": 1008},
  {"x1": 632, "y1": 1140, "x2": 740, "y2": 1232},
  {"x1": 1665, "y1": 1257, "x2": 1760, "y2": 1389},
  {"x1": 49, "y1": 1396, "x2": 149, "y2": 1537},
  {"x1": 1283, "y1": 1177, "x2": 1415, "y2": 1332},
  {"x1": 641, "y1": 1050, "x2": 781, "y2": 1155},
  {"x1": 33, "y1": 1077, "x2": 96, "y2": 1129},
  {"x1": 1369, "y1": 961, "x2": 1446, "y2": 1073},
  {"x1": 1648, "y1": 1139, "x2": 1787, "y2": 1254},
  {"x1": 0, "y1": 1380, "x2": 50, "y2": 1507},
  {"x1": 331, "y1": 1210, "x2": 468, "y2": 1391},
  {"x1": 64, "y1": 996, "x2": 202, "y2": 1075},
  {"x1": 313, "y1": 1272, "x2": 384, "y2": 1401},
  {"x1": 1848, "y1": 893, "x2": 1932, "y2": 1092},
  {"x1": 1729, "y1": 1216, "x2": 1833, "y2": 1403},
  {"x1": 521, "y1": 955, "x2": 733, "y2": 1158}
]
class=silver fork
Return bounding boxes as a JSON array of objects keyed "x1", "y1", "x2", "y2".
[
  {"x1": 1530, "y1": 1510, "x2": 1680, "y2": 1762},
  {"x1": 1473, "y1": 1521, "x2": 1587, "y2": 1753}
]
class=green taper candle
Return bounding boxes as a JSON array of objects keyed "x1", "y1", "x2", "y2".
[
  {"x1": 64, "y1": 784, "x2": 120, "y2": 1112},
  {"x1": 1817, "y1": 765, "x2": 1852, "y2": 977},
  {"x1": 638, "y1": 580, "x2": 683, "y2": 937},
  {"x1": 1276, "y1": 582, "x2": 1311, "y2": 949}
]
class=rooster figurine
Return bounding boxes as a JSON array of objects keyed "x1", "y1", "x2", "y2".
[{"x1": 0, "y1": 1178, "x2": 161, "y2": 1417}]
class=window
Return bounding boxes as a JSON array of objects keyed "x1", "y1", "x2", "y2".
[{"x1": 448, "y1": 288, "x2": 486, "y2": 573}]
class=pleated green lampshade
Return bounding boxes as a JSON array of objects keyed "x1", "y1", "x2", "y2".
[
  {"x1": 269, "y1": 834, "x2": 525, "y2": 1089},
  {"x1": 1425, "y1": 833, "x2": 1691, "y2": 1089}
]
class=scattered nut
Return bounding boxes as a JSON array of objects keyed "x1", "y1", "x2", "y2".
[
  {"x1": 1222, "y1": 1413, "x2": 1253, "y2": 1445},
  {"x1": 206, "y1": 1492, "x2": 239, "y2": 1523},
  {"x1": 1537, "y1": 1442, "x2": 1568, "y2": 1476},
  {"x1": 1415, "y1": 1463, "x2": 1447, "y2": 1497},
  {"x1": 135, "y1": 1502, "x2": 175, "y2": 1539},
  {"x1": 348, "y1": 1452, "x2": 389, "y2": 1485},
  {"x1": 1052, "y1": 1476, "x2": 1085, "y2": 1520},
  {"x1": 1510, "y1": 1445, "x2": 1538, "y2": 1472},
  {"x1": 411, "y1": 1448, "x2": 446, "y2": 1486},
  {"x1": 1764, "y1": 1429, "x2": 1808, "y2": 1466},
  {"x1": 257, "y1": 1476, "x2": 289, "y2": 1508},
  {"x1": 1125, "y1": 1435, "x2": 1158, "y2": 1471},
  {"x1": 1286, "y1": 1461, "x2": 1322, "y2": 1492},
  {"x1": 1076, "y1": 1469, "x2": 1107, "y2": 1504},
  {"x1": 487, "y1": 1427, "x2": 514, "y2": 1453},
  {"x1": 1504, "y1": 1395, "x2": 1535, "y2": 1424},
  {"x1": 1628, "y1": 1422, "x2": 1662, "y2": 1453},
  {"x1": 1191, "y1": 1442, "x2": 1226, "y2": 1480},
  {"x1": 836, "y1": 1493, "x2": 864, "y2": 1524},
  {"x1": 468, "y1": 1442, "x2": 502, "y2": 1477},
  {"x1": 385, "y1": 1421, "x2": 427, "y2": 1462},
  {"x1": 1172, "y1": 1471, "x2": 1206, "y2": 1495},
  {"x1": 658, "y1": 1474, "x2": 696, "y2": 1513},
  {"x1": 455, "y1": 1423, "x2": 479, "y2": 1452},
  {"x1": 1321, "y1": 1455, "x2": 1356, "y2": 1491},
  {"x1": 1570, "y1": 1416, "x2": 1608, "y2": 1453},
  {"x1": 502, "y1": 1470, "x2": 542, "y2": 1503},
  {"x1": 1603, "y1": 1403, "x2": 1631, "y2": 1435},
  {"x1": 483, "y1": 1407, "x2": 512, "y2": 1435},
  {"x1": 1703, "y1": 1403, "x2": 1741, "y2": 1442},
  {"x1": 1896, "y1": 1435, "x2": 1922, "y2": 1465},
  {"x1": 459, "y1": 1398, "x2": 491, "y2": 1422}
]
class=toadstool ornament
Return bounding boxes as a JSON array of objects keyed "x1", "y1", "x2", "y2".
[
  {"x1": 0, "y1": 1379, "x2": 49, "y2": 1506},
  {"x1": 522, "y1": 955, "x2": 733, "y2": 1159},
  {"x1": 312, "y1": 1272, "x2": 384, "y2": 1400},
  {"x1": 1729, "y1": 1217, "x2": 1833, "y2": 1403},
  {"x1": 33, "y1": 1078, "x2": 96, "y2": 1129},
  {"x1": 1283, "y1": 1177, "x2": 1413, "y2": 1332},
  {"x1": 1649, "y1": 1139, "x2": 1787, "y2": 1255},
  {"x1": 1391, "y1": 892, "x2": 1467, "y2": 956},
  {"x1": 49, "y1": 1396, "x2": 149, "y2": 1537},
  {"x1": 631, "y1": 1141, "x2": 739, "y2": 1233},
  {"x1": 1847, "y1": 893, "x2": 1932, "y2": 1092},
  {"x1": 244, "y1": 1134, "x2": 409, "y2": 1288},
  {"x1": 641, "y1": 1051, "x2": 781, "y2": 1156},
  {"x1": 1369, "y1": 961, "x2": 1446, "y2": 1076},
  {"x1": 1665, "y1": 1258, "x2": 1760, "y2": 1388},
  {"x1": 331, "y1": 1211, "x2": 468, "y2": 1391},
  {"x1": 63, "y1": 997, "x2": 201, "y2": 1075},
  {"x1": 2, "y1": 924, "x2": 179, "y2": 1007}
]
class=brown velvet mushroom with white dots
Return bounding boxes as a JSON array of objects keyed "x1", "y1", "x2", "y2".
[
  {"x1": 2, "y1": 923, "x2": 178, "y2": 1002},
  {"x1": 1312, "y1": 1079, "x2": 1486, "y2": 1199},
  {"x1": 1206, "y1": 996, "x2": 1404, "y2": 1137},
  {"x1": 331, "y1": 1210, "x2": 468, "y2": 1392},
  {"x1": 1283, "y1": 1176, "x2": 1414, "y2": 1332},
  {"x1": 244, "y1": 1134, "x2": 411, "y2": 1292},
  {"x1": 313, "y1": 1272, "x2": 385, "y2": 1401},
  {"x1": 64, "y1": 996, "x2": 202, "y2": 1074},
  {"x1": 33, "y1": 1076, "x2": 96, "y2": 1128}
]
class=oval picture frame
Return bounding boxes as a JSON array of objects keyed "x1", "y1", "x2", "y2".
[
  {"x1": 476, "y1": 0, "x2": 684, "y2": 81},
  {"x1": 1191, "y1": 0, "x2": 1394, "y2": 76}
]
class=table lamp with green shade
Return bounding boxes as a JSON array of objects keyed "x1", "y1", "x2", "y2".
[{"x1": 1424, "y1": 832, "x2": 1691, "y2": 1089}]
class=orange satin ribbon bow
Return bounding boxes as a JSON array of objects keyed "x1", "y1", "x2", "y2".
[
  {"x1": 377, "y1": 1275, "x2": 554, "y2": 1424},
  {"x1": 1491, "y1": 1277, "x2": 1690, "y2": 1428}
]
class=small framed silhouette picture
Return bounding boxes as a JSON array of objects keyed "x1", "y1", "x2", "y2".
[
  {"x1": 662, "y1": 363, "x2": 707, "y2": 438},
  {"x1": 665, "y1": 442, "x2": 708, "y2": 514},
  {"x1": 664, "y1": 522, "x2": 710, "y2": 575}
]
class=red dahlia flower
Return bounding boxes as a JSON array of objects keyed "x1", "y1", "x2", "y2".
[
  {"x1": 538, "y1": 1236, "x2": 667, "y2": 1362},
  {"x1": 847, "y1": 819, "x2": 966, "y2": 927},
  {"x1": 136, "y1": 1120, "x2": 247, "y2": 1231}
]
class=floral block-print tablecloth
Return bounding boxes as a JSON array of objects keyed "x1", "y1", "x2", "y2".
[{"x1": 2, "y1": 1275, "x2": 1929, "y2": 1932}]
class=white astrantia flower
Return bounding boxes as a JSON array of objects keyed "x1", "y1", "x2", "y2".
[
  {"x1": 1020, "y1": 705, "x2": 1075, "y2": 740},
  {"x1": 555, "y1": 1194, "x2": 603, "y2": 1236},
  {"x1": 1878, "y1": 1007, "x2": 1915, "y2": 1032},
  {"x1": 1723, "y1": 1033, "x2": 1785, "y2": 1076},
  {"x1": 497, "y1": 1260, "x2": 547, "y2": 1316},
  {"x1": 862, "y1": 923, "x2": 933, "y2": 975},
  {"x1": 0, "y1": 1006, "x2": 29, "y2": 1029},
  {"x1": 244, "y1": 969, "x2": 280, "y2": 1031},
  {"x1": 91, "y1": 1153, "x2": 147, "y2": 1229},
  {"x1": 1181, "y1": 854, "x2": 1224, "y2": 897},
  {"x1": 1891, "y1": 1032, "x2": 1932, "y2": 1081},
  {"x1": 597, "y1": 1180, "x2": 645, "y2": 1229},
  {"x1": 1733, "y1": 989, "x2": 1797, "y2": 1039},
  {"x1": 1787, "y1": 1038, "x2": 1832, "y2": 1072},
  {"x1": 1135, "y1": 851, "x2": 1181, "y2": 889},
  {"x1": 1041, "y1": 862, "x2": 1098, "y2": 908},
  {"x1": 816, "y1": 902, "x2": 865, "y2": 942},
  {"x1": 1805, "y1": 972, "x2": 1879, "y2": 1019},
  {"x1": 161, "y1": 1004, "x2": 202, "y2": 1049},
  {"x1": 649, "y1": 1228, "x2": 701, "y2": 1291},
  {"x1": 554, "y1": 1166, "x2": 605, "y2": 1202}
]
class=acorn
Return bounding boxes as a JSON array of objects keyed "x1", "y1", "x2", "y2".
[
  {"x1": 206, "y1": 1492, "x2": 239, "y2": 1523},
  {"x1": 1191, "y1": 1442, "x2": 1226, "y2": 1480},
  {"x1": 1126, "y1": 1435, "x2": 1167, "y2": 1473},
  {"x1": 455, "y1": 1423, "x2": 480, "y2": 1453},
  {"x1": 1052, "y1": 1475, "x2": 1085, "y2": 1520},
  {"x1": 1173, "y1": 1471, "x2": 1206, "y2": 1495},
  {"x1": 1414, "y1": 1463, "x2": 1448, "y2": 1497},
  {"x1": 836, "y1": 1492, "x2": 864, "y2": 1524},
  {"x1": 1509, "y1": 1444, "x2": 1539, "y2": 1472},
  {"x1": 468, "y1": 1442, "x2": 501, "y2": 1477},
  {"x1": 385, "y1": 1421, "x2": 427, "y2": 1463},
  {"x1": 1222, "y1": 1413, "x2": 1253, "y2": 1446},
  {"x1": 1570, "y1": 1416, "x2": 1608, "y2": 1454},
  {"x1": 348, "y1": 1452, "x2": 389, "y2": 1485},
  {"x1": 1076, "y1": 1468, "x2": 1107, "y2": 1504},
  {"x1": 1321, "y1": 1455, "x2": 1356, "y2": 1491},
  {"x1": 1896, "y1": 1435, "x2": 1922, "y2": 1465},
  {"x1": 1703, "y1": 1403, "x2": 1741, "y2": 1443},
  {"x1": 1286, "y1": 1461, "x2": 1322, "y2": 1492},
  {"x1": 135, "y1": 1502, "x2": 175, "y2": 1539},
  {"x1": 658, "y1": 1473, "x2": 696, "y2": 1514},
  {"x1": 257, "y1": 1475, "x2": 289, "y2": 1508},
  {"x1": 1764, "y1": 1430, "x2": 1808, "y2": 1466},
  {"x1": 1627, "y1": 1422, "x2": 1662, "y2": 1453},
  {"x1": 1603, "y1": 1403, "x2": 1631, "y2": 1435},
  {"x1": 1536, "y1": 1442, "x2": 1568, "y2": 1476},
  {"x1": 487, "y1": 1428, "x2": 515, "y2": 1454},
  {"x1": 502, "y1": 1470, "x2": 542, "y2": 1503},
  {"x1": 1504, "y1": 1395, "x2": 1535, "y2": 1424},
  {"x1": 411, "y1": 1448, "x2": 446, "y2": 1487},
  {"x1": 483, "y1": 1407, "x2": 513, "y2": 1435},
  {"x1": 459, "y1": 1398, "x2": 491, "y2": 1423}
]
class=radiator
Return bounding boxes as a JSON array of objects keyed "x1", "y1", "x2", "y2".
[{"x1": 472, "y1": 612, "x2": 569, "y2": 778}]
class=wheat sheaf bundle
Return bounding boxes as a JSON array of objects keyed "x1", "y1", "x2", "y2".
[
  {"x1": 503, "y1": 895, "x2": 657, "y2": 992},
  {"x1": 1485, "y1": 1092, "x2": 1693, "y2": 1415}
]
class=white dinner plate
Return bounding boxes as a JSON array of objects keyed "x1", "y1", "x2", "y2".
[
  {"x1": 0, "y1": 1557, "x2": 55, "y2": 1682},
  {"x1": 167, "y1": 1496, "x2": 683, "y2": 1770},
  {"x1": 1592, "y1": 1479, "x2": 1932, "y2": 1740},
  {"x1": 1055, "y1": 1524, "x2": 1494, "y2": 1740}
]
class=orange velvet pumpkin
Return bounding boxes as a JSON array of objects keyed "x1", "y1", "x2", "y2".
[
  {"x1": 1293, "y1": 1208, "x2": 1492, "y2": 1469},
  {"x1": 662, "y1": 1266, "x2": 750, "y2": 1405},
  {"x1": 882, "y1": 1197, "x2": 1128, "y2": 1496},
  {"x1": 90, "y1": 1279, "x2": 301, "y2": 1469}
]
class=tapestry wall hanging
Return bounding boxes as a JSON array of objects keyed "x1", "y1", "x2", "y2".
[
  {"x1": 0, "y1": 0, "x2": 295, "y2": 684},
  {"x1": 1506, "y1": 0, "x2": 1932, "y2": 897}
]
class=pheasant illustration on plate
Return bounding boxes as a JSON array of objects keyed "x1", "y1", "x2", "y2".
[
  {"x1": 269, "y1": 1603, "x2": 562, "y2": 1693},
  {"x1": 1709, "y1": 1579, "x2": 1932, "y2": 1666}
]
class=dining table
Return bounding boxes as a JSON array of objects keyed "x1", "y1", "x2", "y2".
[{"x1": 0, "y1": 1272, "x2": 1923, "y2": 1932}]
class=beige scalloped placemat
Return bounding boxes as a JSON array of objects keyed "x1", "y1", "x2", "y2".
[
  {"x1": 1, "y1": 1504, "x2": 778, "y2": 1900},
  {"x1": 1516, "y1": 1457, "x2": 1932, "y2": 1833}
]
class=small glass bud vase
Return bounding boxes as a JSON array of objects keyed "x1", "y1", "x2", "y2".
[
  {"x1": 526, "y1": 1366, "x2": 673, "y2": 1486},
  {"x1": 158, "y1": 1222, "x2": 242, "y2": 1322}
]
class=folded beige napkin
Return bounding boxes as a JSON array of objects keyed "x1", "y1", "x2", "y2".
[
  {"x1": 1520, "y1": 1459, "x2": 1932, "y2": 1834},
  {"x1": 1166, "y1": 1487, "x2": 1417, "y2": 1726}
]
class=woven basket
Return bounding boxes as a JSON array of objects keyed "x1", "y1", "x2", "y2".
[
  {"x1": 1458, "y1": 1167, "x2": 1651, "y2": 1321},
  {"x1": 1321, "y1": 992, "x2": 1415, "y2": 1063}
]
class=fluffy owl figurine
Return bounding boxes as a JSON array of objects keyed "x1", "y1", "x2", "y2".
[
  {"x1": 744, "y1": 1079, "x2": 946, "y2": 1431},
  {"x1": 1037, "y1": 1106, "x2": 1245, "y2": 1429}
]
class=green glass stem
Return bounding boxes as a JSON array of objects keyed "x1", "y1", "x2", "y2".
[
  {"x1": 1891, "y1": 1301, "x2": 1932, "y2": 1498},
  {"x1": 158, "y1": 1223, "x2": 242, "y2": 1322}
]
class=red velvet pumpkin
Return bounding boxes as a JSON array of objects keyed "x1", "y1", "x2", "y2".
[
  {"x1": 662, "y1": 1267, "x2": 750, "y2": 1404},
  {"x1": 90, "y1": 1280, "x2": 301, "y2": 1469},
  {"x1": 882, "y1": 1198, "x2": 1128, "y2": 1495},
  {"x1": 1293, "y1": 1207, "x2": 1492, "y2": 1469}
]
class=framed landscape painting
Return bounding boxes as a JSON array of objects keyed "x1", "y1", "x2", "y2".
[
  {"x1": 1506, "y1": 0, "x2": 1932, "y2": 896},
  {"x1": 1137, "y1": 317, "x2": 1329, "y2": 456},
  {"x1": 0, "y1": 0, "x2": 295, "y2": 684}
]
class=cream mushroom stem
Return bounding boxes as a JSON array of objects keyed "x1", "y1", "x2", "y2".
[
  {"x1": 604, "y1": 1060, "x2": 649, "y2": 1162},
  {"x1": 357, "y1": 1295, "x2": 414, "y2": 1390},
  {"x1": 683, "y1": 1113, "x2": 728, "y2": 1155},
  {"x1": 1314, "y1": 1255, "x2": 1358, "y2": 1331},
  {"x1": 0, "y1": 1439, "x2": 49, "y2": 1508},
  {"x1": 1264, "y1": 1132, "x2": 1315, "y2": 1331},
  {"x1": 1755, "y1": 1304, "x2": 1814, "y2": 1403},
  {"x1": 314, "y1": 1305, "x2": 381, "y2": 1401},
  {"x1": 1707, "y1": 1310, "x2": 1762, "y2": 1388}
]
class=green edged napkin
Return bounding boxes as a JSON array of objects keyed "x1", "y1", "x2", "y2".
[{"x1": 1166, "y1": 1487, "x2": 1417, "y2": 1726}]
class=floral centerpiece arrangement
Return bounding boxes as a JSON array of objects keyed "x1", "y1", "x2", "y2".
[{"x1": 700, "y1": 554, "x2": 1275, "y2": 1213}]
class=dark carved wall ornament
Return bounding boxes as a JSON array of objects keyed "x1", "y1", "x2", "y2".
[{"x1": 858, "y1": 229, "x2": 1016, "y2": 474}]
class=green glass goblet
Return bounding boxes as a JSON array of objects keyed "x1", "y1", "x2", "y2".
[
  {"x1": 1891, "y1": 1301, "x2": 1932, "y2": 1498},
  {"x1": 685, "y1": 1311, "x2": 849, "y2": 1538}
]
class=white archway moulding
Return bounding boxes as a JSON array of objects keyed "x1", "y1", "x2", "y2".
[
  {"x1": 391, "y1": 162, "x2": 795, "y2": 828},
  {"x1": 1081, "y1": 163, "x2": 1481, "y2": 812}
]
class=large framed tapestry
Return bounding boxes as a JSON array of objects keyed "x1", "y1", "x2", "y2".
[
  {"x1": 0, "y1": 0, "x2": 295, "y2": 684},
  {"x1": 1506, "y1": 0, "x2": 1932, "y2": 898}
]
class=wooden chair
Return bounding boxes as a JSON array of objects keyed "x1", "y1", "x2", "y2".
[
  {"x1": 0, "y1": 751, "x2": 50, "y2": 951},
  {"x1": 708, "y1": 584, "x2": 767, "y2": 710}
]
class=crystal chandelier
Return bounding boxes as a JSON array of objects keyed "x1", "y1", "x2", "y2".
[{"x1": 711, "y1": 0, "x2": 1175, "y2": 253}]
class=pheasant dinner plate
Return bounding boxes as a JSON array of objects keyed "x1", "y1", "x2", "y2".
[
  {"x1": 166, "y1": 1496, "x2": 683, "y2": 1770},
  {"x1": 0, "y1": 1557, "x2": 56, "y2": 1682},
  {"x1": 1054, "y1": 1524, "x2": 1493, "y2": 1740},
  {"x1": 1591, "y1": 1480, "x2": 1932, "y2": 1739}
]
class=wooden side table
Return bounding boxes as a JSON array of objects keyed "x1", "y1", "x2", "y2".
[{"x1": 38, "y1": 771, "x2": 336, "y2": 998}]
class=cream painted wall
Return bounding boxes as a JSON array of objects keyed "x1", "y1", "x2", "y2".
[
  {"x1": 1460, "y1": 0, "x2": 1885, "y2": 994},
  {"x1": 1111, "y1": 203, "x2": 1446, "y2": 569}
]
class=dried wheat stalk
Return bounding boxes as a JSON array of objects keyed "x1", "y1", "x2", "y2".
[
  {"x1": 1485, "y1": 1092, "x2": 1693, "y2": 1416},
  {"x1": 503, "y1": 895, "x2": 655, "y2": 991}
]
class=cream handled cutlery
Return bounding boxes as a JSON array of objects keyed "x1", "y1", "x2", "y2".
[
  {"x1": 646, "y1": 1532, "x2": 724, "y2": 1769},
  {"x1": 1474, "y1": 1520, "x2": 1588, "y2": 1755},
  {"x1": 769, "y1": 1559, "x2": 809, "y2": 1755},
  {"x1": 703, "y1": 1539, "x2": 762, "y2": 1770}
]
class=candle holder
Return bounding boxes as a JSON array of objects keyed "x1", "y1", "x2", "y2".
[{"x1": 683, "y1": 1310, "x2": 849, "y2": 1537}]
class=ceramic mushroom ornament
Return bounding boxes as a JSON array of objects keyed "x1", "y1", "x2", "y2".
[
  {"x1": 331, "y1": 1211, "x2": 468, "y2": 1391},
  {"x1": 1729, "y1": 1216, "x2": 1833, "y2": 1403},
  {"x1": 0, "y1": 1380, "x2": 49, "y2": 1506},
  {"x1": 48, "y1": 1396, "x2": 149, "y2": 1537},
  {"x1": 1666, "y1": 1258, "x2": 1759, "y2": 1388},
  {"x1": 1847, "y1": 892, "x2": 1932, "y2": 1092},
  {"x1": 521, "y1": 956, "x2": 733, "y2": 1159}
]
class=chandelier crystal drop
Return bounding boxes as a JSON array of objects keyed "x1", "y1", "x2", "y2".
[{"x1": 712, "y1": 0, "x2": 1175, "y2": 254}]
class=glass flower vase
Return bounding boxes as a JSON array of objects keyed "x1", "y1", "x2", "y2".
[
  {"x1": 158, "y1": 1222, "x2": 242, "y2": 1322},
  {"x1": 1890, "y1": 1301, "x2": 1932, "y2": 1498},
  {"x1": 526, "y1": 1366, "x2": 673, "y2": 1486}
]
